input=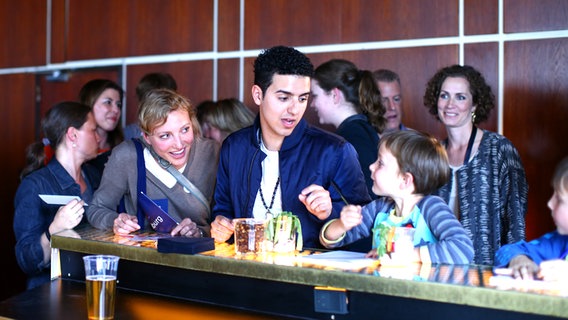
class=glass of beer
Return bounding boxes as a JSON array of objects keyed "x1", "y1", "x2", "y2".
[{"x1": 83, "y1": 255, "x2": 120, "y2": 320}]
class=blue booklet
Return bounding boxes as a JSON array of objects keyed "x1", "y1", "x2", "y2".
[{"x1": 138, "y1": 192, "x2": 179, "y2": 233}]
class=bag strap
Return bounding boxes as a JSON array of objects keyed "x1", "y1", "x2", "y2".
[
  {"x1": 132, "y1": 138, "x2": 147, "y2": 229},
  {"x1": 141, "y1": 140, "x2": 211, "y2": 214}
]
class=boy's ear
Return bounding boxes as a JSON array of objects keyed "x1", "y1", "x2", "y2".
[{"x1": 400, "y1": 172, "x2": 414, "y2": 190}]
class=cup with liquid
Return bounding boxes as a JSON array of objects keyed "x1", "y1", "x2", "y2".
[
  {"x1": 233, "y1": 218, "x2": 265, "y2": 255},
  {"x1": 83, "y1": 255, "x2": 120, "y2": 320}
]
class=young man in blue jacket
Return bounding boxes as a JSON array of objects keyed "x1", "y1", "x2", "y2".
[{"x1": 210, "y1": 45, "x2": 371, "y2": 249}]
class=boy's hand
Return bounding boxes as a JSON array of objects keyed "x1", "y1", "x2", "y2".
[
  {"x1": 509, "y1": 255, "x2": 539, "y2": 280},
  {"x1": 339, "y1": 205, "x2": 362, "y2": 231}
]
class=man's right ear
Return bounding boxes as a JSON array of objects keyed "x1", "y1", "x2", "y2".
[{"x1": 251, "y1": 85, "x2": 263, "y2": 105}]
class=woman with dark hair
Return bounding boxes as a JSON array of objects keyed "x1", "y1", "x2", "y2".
[
  {"x1": 311, "y1": 58, "x2": 385, "y2": 199},
  {"x1": 423, "y1": 64, "x2": 528, "y2": 265},
  {"x1": 14, "y1": 101, "x2": 101, "y2": 289},
  {"x1": 78, "y1": 78, "x2": 124, "y2": 173}
]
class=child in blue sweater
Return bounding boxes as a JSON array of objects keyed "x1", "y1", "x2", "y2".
[
  {"x1": 495, "y1": 156, "x2": 568, "y2": 281},
  {"x1": 320, "y1": 130, "x2": 474, "y2": 264}
]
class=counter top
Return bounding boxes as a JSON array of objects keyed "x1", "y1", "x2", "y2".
[{"x1": 51, "y1": 226, "x2": 568, "y2": 319}]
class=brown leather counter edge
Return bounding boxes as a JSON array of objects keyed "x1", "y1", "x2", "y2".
[{"x1": 51, "y1": 227, "x2": 568, "y2": 319}]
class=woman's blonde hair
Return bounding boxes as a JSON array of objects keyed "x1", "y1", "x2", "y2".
[
  {"x1": 138, "y1": 89, "x2": 201, "y2": 137},
  {"x1": 198, "y1": 98, "x2": 255, "y2": 134}
]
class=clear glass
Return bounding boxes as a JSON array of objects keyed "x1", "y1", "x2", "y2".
[
  {"x1": 83, "y1": 255, "x2": 120, "y2": 320},
  {"x1": 233, "y1": 218, "x2": 265, "y2": 255}
]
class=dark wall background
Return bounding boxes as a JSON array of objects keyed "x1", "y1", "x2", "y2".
[{"x1": 1, "y1": 0, "x2": 567, "y2": 300}]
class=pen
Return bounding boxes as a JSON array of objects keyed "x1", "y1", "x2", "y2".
[{"x1": 330, "y1": 181, "x2": 350, "y2": 206}]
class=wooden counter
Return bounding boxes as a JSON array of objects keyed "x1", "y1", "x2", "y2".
[{"x1": 44, "y1": 226, "x2": 568, "y2": 319}]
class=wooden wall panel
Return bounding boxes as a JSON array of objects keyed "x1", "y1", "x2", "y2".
[
  {"x1": 0, "y1": 0, "x2": 46, "y2": 68},
  {"x1": 0, "y1": 74, "x2": 36, "y2": 300},
  {"x1": 218, "y1": 0, "x2": 241, "y2": 52},
  {"x1": 67, "y1": 0, "x2": 213, "y2": 60},
  {"x1": 504, "y1": 38, "x2": 568, "y2": 239},
  {"x1": 244, "y1": 0, "x2": 458, "y2": 50},
  {"x1": 50, "y1": 0, "x2": 67, "y2": 63},
  {"x1": 464, "y1": 42, "x2": 499, "y2": 132},
  {"x1": 244, "y1": 0, "x2": 342, "y2": 49},
  {"x1": 464, "y1": 0, "x2": 498, "y2": 35},
  {"x1": 67, "y1": 1, "x2": 129, "y2": 60},
  {"x1": 504, "y1": 0, "x2": 568, "y2": 32},
  {"x1": 127, "y1": 0, "x2": 213, "y2": 56},
  {"x1": 126, "y1": 61, "x2": 214, "y2": 124},
  {"x1": 342, "y1": 0, "x2": 458, "y2": 41},
  {"x1": 217, "y1": 58, "x2": 241, "y2": 101}
]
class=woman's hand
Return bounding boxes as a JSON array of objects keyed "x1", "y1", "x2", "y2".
[
  {"x1": 113, "y1": 213, "x2": 140, "y2": 235},
  {"x1": 210, "y1": 215, "x2": 234, "y2": 243},
  {"x1": 172, "y1": 218, "x2": 202, "y2": 237},
  {"x1": 299, "y1": 184, "x2": 332, "y2": 220},
  {"x1": 52, "y1": 199, "x2": 85, "y2": 232}
]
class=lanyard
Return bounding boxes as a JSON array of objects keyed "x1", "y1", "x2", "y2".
[{"x1": 463, "y1": 126, "x2": 477, "y2": 166}]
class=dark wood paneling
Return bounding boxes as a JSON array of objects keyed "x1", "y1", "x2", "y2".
[
  {"x1": 127, "y1": 0, "x2": 213, "y2": 56},
  {"x1": 67, "y1": 0, "x2": 213, "y2": 60},
  {"x1": 0, "y1": 73, "x2": 37, "y2": 300},
  {"x1": 505, "y1": 0, "x2": 568, "y2": 33},
  {"x1": 244, "y1": 0, "x2": 342, "y2": 49},
  {"x1": 464, "y1": 0, "x2": 498, "y2": 35},
  {"x1": 244, "y1": 0, "x2": 458, "y2": 50},
  {"x1": 126, "y1": 61, "x2": 214, "y2": 124},
  {"x1": 217, "y1": 58, "x2": 241, "y2": 100},
  {"x1": 50, "y1": 0, "x2": 67, "y2": 63},
  {"x1": 0, "y1": 0, "x2": 46, "y2": 68},
  {"x1": 67, "y1": 0, "x2": 129, "y2": 60},
  {"x1": 504, "y1": 38, "x2": 568, "y2": 239},
  {"x1": 218, "y1": 0, "x2": 241, "y2": 52},
  {"x1": 342, "y1": 0, "x2": 458, "y2": 42},
  {"x1": 464, "y1": 42, "x2": 499, "y2": 132}
]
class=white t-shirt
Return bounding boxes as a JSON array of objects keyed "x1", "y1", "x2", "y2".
[
  {"x1": 448, "y1": 165, "x2": 461, "y2": 218},
  {"x1": 252, "y1": 139, "x2": 282, "y2": 220}
]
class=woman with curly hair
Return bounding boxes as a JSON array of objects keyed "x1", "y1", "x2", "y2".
[{"x1": 423, "y1": 64, "x2": 528, "y2": 265}]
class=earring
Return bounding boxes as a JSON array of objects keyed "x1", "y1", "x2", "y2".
[
  {"x1": 72, "y1": 143, "x2": 77, "y2": 148},
  {"x1": 471, "y1": 112, "x2": 476, "y2": 123}
]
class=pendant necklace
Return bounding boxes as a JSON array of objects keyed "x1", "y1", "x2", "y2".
[{"x1": 260, "y1": 176, "x2": 280, "y2": 218}]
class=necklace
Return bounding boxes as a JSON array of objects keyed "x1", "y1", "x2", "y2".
[{"x1": 259, "y1": 176, "x2": 280, "y2": 217}]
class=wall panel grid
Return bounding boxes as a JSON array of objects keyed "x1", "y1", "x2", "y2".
[{"x1": 0, "y1": 0, "x2": 566, "y2": 133}]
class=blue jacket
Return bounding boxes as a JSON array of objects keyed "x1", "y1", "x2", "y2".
[
  {"x1": 13, "y1": 159, "x2": 100, "y2": 289},
  {"x1": 213, "y1": 117, "x2": 371, "y2": 249},
  {"x1": 494, "y1": 231, "x2": 568, "y2": 267}
]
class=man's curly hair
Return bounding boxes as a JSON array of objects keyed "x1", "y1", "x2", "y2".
[
  {"x1": 423, "y1": 65, "x2": 494, "y2": 124},
  {"x1": 253, "y1": 45, "x2": 314, "y2": 95}
]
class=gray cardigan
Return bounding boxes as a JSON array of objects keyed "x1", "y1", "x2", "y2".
[
  {"x1": 435, "y1": 130, "x2": 528, "y2": 265},
  {"x1": 87, "y1": 138, "x2": 220, "y2": 236}
]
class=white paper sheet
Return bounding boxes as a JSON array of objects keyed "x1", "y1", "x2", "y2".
[
  {"x1": 39, "y1": 194, "x2": 87, "y2": 206},
  {"x1": 299, "y1": 250, "x2": 377, "y2": 269}
]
